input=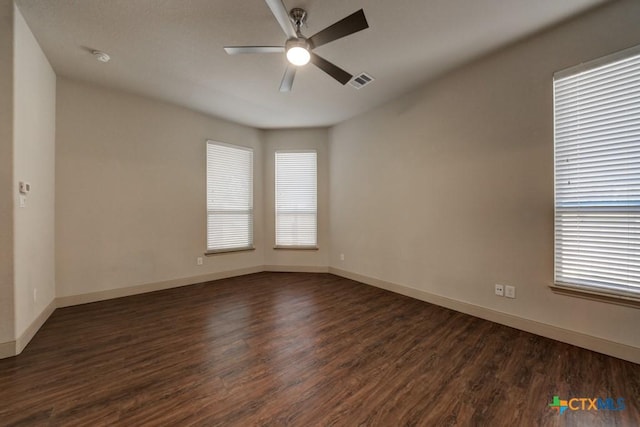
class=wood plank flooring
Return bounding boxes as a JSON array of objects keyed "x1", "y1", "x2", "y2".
[{"x1": 0, "y1": 272, "x2": 638, "y2": 426}]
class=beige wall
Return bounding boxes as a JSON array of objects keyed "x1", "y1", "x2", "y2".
[
  {"x1": 262, "y1": 128, "x2": 329, "y2": 269},
  {"x1": 55, "y1": 78, "x2": 264, "y2": 298},
  {"x1": 13, "y1": 3, "x2": 56, "y2": 338},
  {"x1": 329, "y1": 0, "x2": 640, "y2": 349},
  {"x1": 0, "y1": 0, "x2": 15, "y2": 345}
]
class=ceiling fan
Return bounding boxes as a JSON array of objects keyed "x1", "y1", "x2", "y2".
[{"x1": 224, "y1": 0, "x2": 369, "y2": 92}]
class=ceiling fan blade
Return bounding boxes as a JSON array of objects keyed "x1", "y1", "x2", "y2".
[
  {"x1": 224, "y1": 46, "x2": 285, "y2": 55},
  {"x1": 310, "y1": 53, "x2": 352, "y2": 85},
  {"x1": 308, "y1": 9, "x2": 369, "y2": 49},
  {"x1": 265, "y1": 0, "x2": 297, "y2": 39},
  {"x1": 279, "y1": 65, "x2": 296, "y2": 92}
]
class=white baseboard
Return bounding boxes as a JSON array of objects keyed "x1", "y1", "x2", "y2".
[
  {"x1": 0, "y1": 298, "x2": 57, "y2": 359},
  {"x1": 329, "y1": 267, "x2": 640, "y2": 365},
  {"x1": 56, "y1": 266, "x2": 264, "y2": 307},
  {"x1": 16, "y1": 299, "x2": 56, "y2": 354},
  {"x1": 264, "y1": 265, "x2": 329, "y2": 273},
  {"x1": 57, "y1": 266, "x2": 328, "y2": 310}
]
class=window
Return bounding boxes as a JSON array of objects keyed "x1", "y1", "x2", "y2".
[
  {"x1": 554, "y1": 45, "x2": 640, "y2": 300},
  {"x1": 206, "y1": 141, "x2": 253, "y2": 253},
  {"x1": 275, "y1": 151, "x2": 317, "y2": 248}
]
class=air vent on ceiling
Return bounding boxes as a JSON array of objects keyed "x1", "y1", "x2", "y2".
[{"x1": 349, "y1": 72, "x2": 374, "y2": 89}]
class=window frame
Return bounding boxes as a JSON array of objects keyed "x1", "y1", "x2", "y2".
[
  {"x1": 274, "y1": 149, "x2": 318, "y2": 250},
  {"x1": 551, "y1": 44, "x2": 640, "y2": 306},
  {"x1": 205, "y1": 140, "x2": 255, "y2": 255}
]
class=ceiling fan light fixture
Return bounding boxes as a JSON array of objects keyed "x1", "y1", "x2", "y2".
[
  {"x1": 285, "y1": 39, "x2": 310, "y2": 66},
  {"x1": 286, "y1": 46, "x2": 310, "y2": 66}
]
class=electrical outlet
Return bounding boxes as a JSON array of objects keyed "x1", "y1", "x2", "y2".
[
  {"x1": 197, "y1": 257, "x2": 203, "y2": 265},
  {"x1": 505, "y1": 285, "x2": 516, "y2": 299},
  {"x1": 19, "y1": 181, "x2": 31, "y2": 194},
  {"x1": 495, "y1": 284, "x2": 504, "y2": 297},
  {"x1": 340, "y1": 253, "x2": 345, "y2": 261}
]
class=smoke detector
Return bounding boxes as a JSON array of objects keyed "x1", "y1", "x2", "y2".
[{"x1": 92, "y1": 50, "x2": 110, "y2": 63}]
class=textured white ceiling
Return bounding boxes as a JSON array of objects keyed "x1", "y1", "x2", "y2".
[{"x1": 16, "y1": 0, "x2": 607, "y2": 129}]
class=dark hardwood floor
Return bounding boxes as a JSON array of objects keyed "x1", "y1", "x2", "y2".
[{"x1": 0, "y1": 272, "x2": 638, "y2": 426}]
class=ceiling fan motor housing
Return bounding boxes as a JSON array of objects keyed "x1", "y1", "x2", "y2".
[{"x1": 285, "y1": 38, "x2": 309, "y2": 52}]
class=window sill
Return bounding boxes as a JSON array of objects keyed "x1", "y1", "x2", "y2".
[
  {"x1": 205, "y1": 247, "x2": 255, "y2": 256},
  {"x1": 273, "y1": 246, "x2": 319, "y2": 251},
  {"x1": 550, "y1": 284, "x2": 640, "y2": 309}
]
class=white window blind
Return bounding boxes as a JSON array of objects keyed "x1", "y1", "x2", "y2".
[
  {"x1": 275, "y1": 151, "x2": 317, "y2": 247},
  {"x1": 206, "y1": 141, "x2": 253, "y2": 253},
  {"x1": 554, "y1": 45, "x2": 640, "y2": 299}
]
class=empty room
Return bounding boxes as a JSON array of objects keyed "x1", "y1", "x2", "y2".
[{"x1": 1, "y1": 0, "x2": 639, "y2": 425}]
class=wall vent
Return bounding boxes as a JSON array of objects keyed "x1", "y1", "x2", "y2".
[{"x1": 349, "y1": 72, "x2": 374, "y2": 89}]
